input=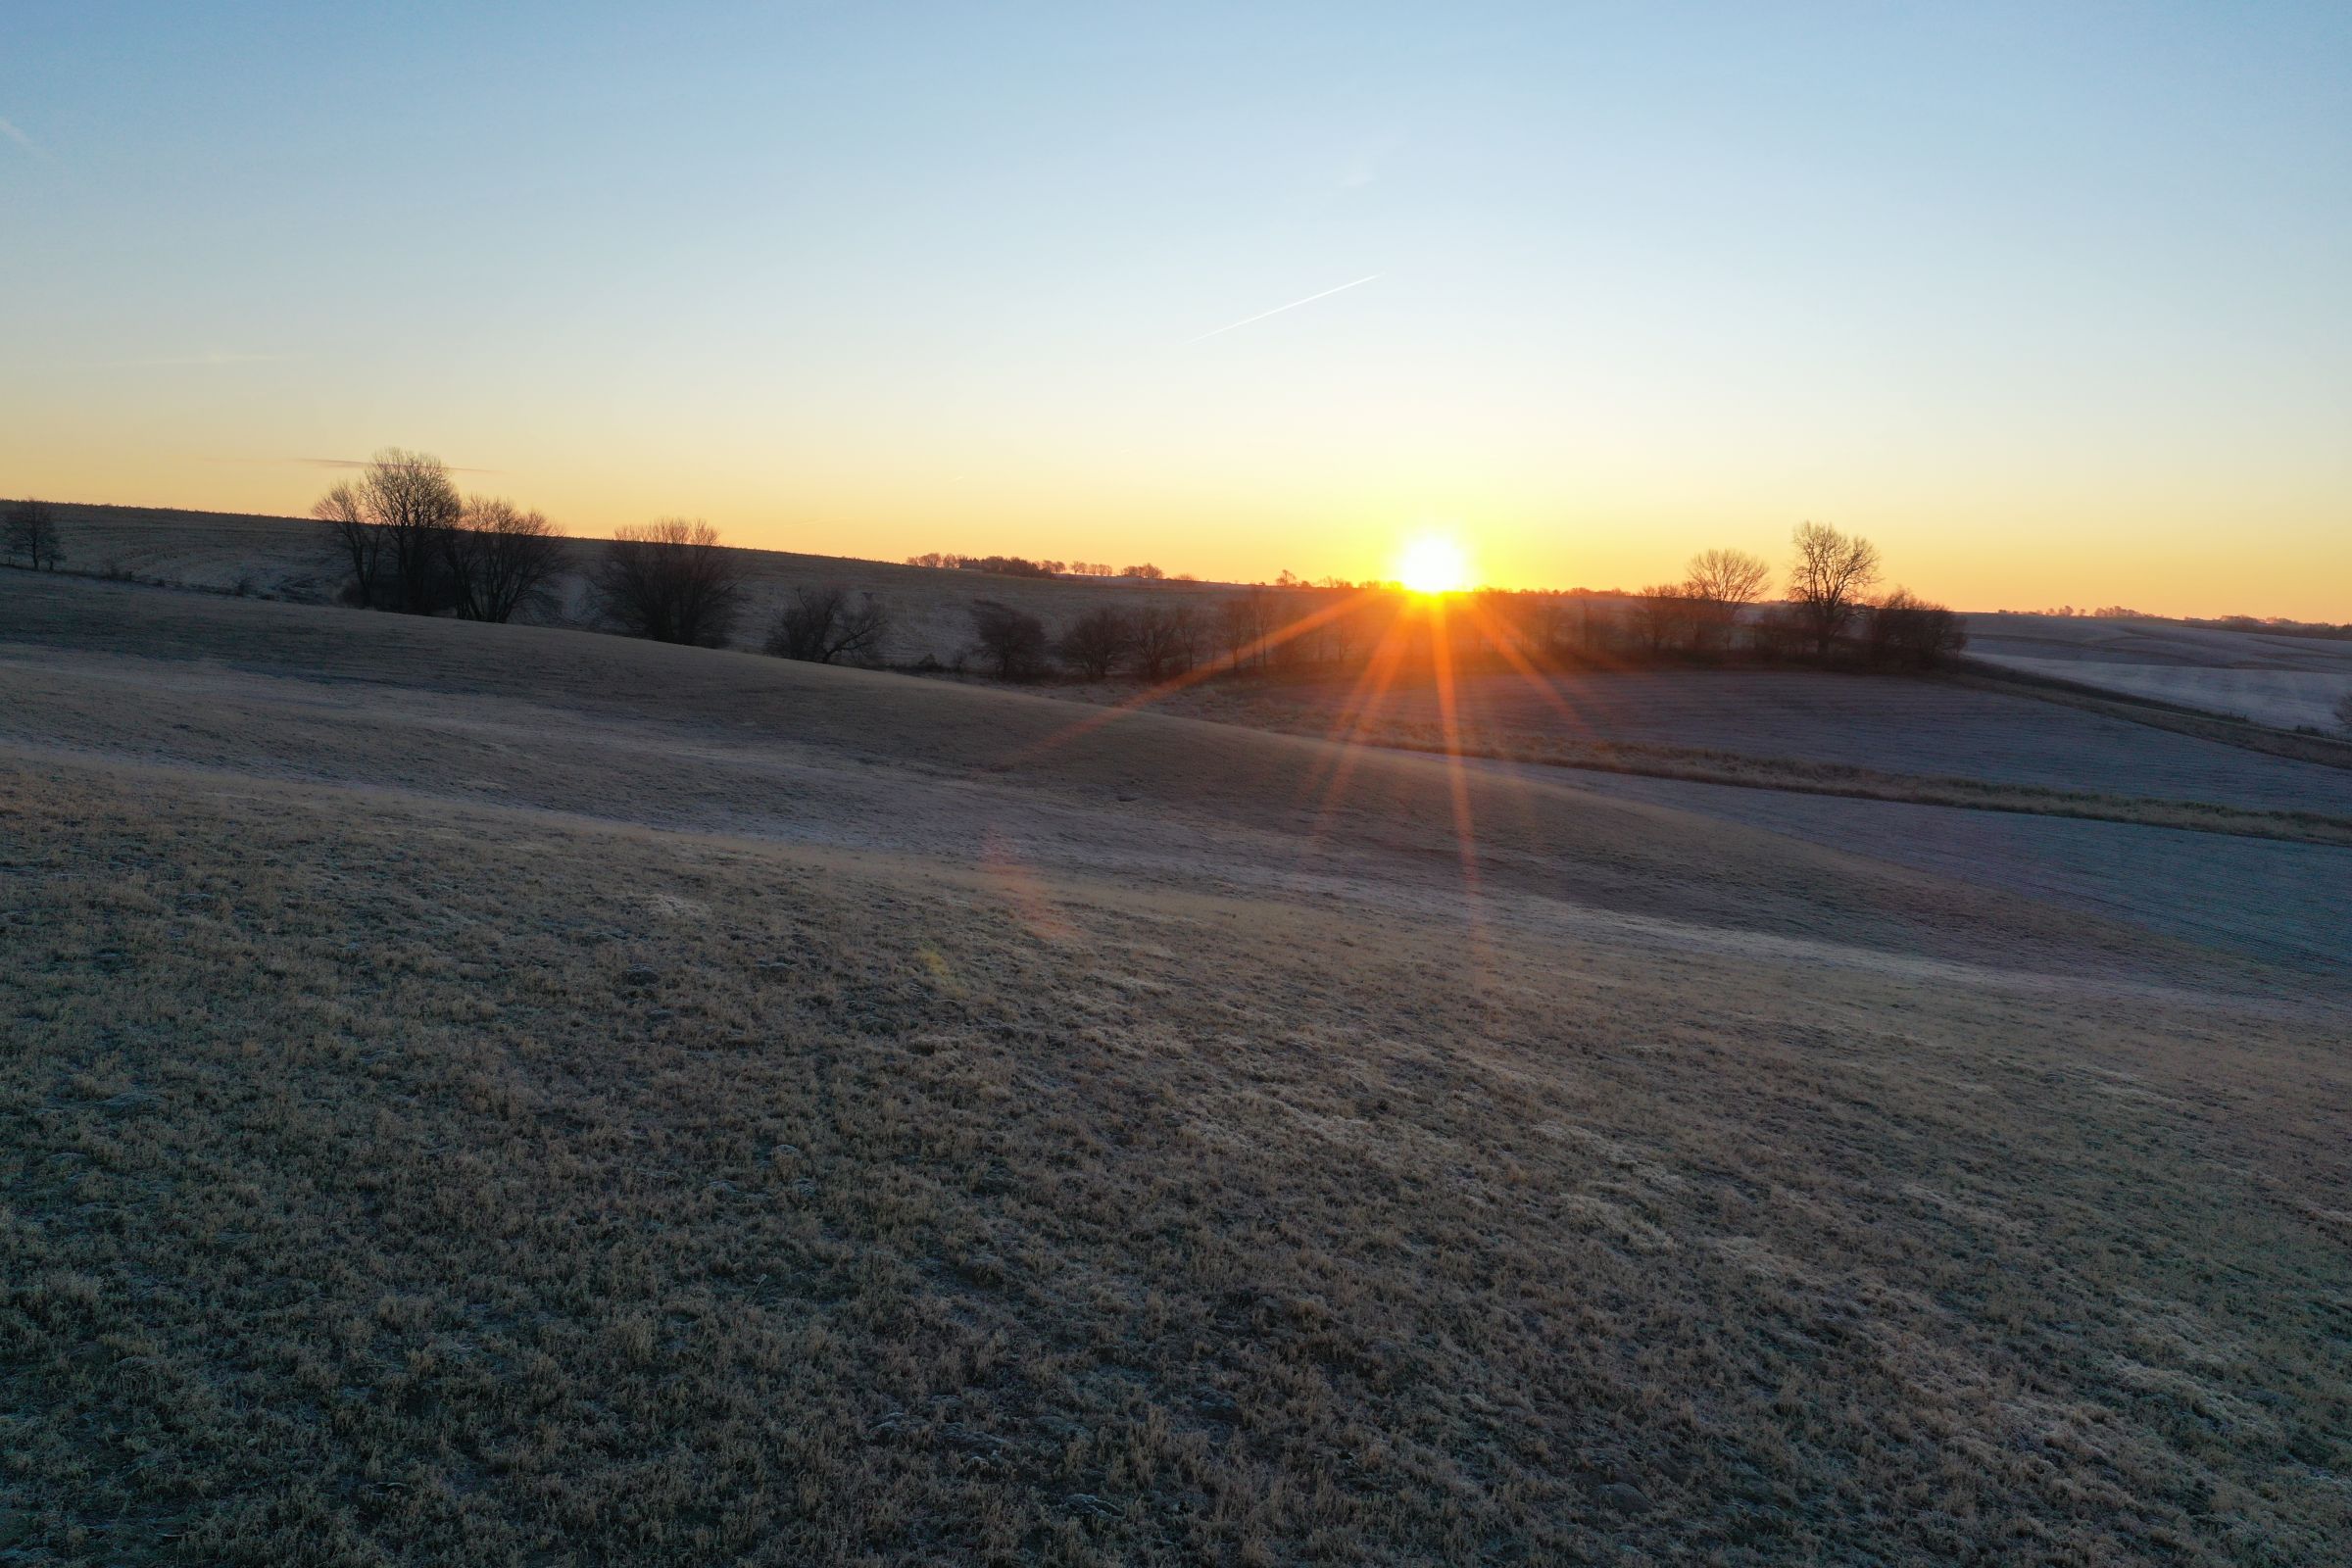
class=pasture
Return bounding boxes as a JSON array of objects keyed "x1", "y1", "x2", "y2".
[
  {"x1": 5, "y1": 569, "x2": 2350, "y2": 1564},
  {"x1": 1967, "y1": 612, "x2": 2352, "y2": 731},
  {"x1": 44, "y1": 502, "x2": 1231, "y2": 670}
]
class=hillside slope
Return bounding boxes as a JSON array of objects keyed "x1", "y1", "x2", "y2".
[
  {"x1": 42, "y1": 500, "x2": 1234, "y2": 667},
  {"x1": 5, "y1": 572, "x2": 2349, "y2": 1565},
  {"x1": 1967, "y1": 612, "x2": 2352, "y2": 730}
]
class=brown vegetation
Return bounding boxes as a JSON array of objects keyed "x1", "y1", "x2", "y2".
[
  {"x1": 592, "y1": 518, "x2": 747, "y2": 646},
  {"x1": 3, "y1": 497, "x2": 67, "y2": 570},
  {"x1": 1, "y1": 570, "x2": 2346, "y2": 1564},
  {"x1": 1054, "y1": 606, "x2": 1134, "y2": 680},
  {"x1": 766, "y1": 586, "x2": 891, "y2": 664},
  {"x1": 971, "y1": 599, "x2": 1051, "y2": 679},
  {"x1": 1128, "y1": 604, "x2": 1206, "y2": 681},
  {"x1": 314, "y1": 448, "x2": 464, "y2": 613},
  {"x1": 444, "y1": 498, "x2": 565, "y2": 624},
  {"x1": 1864, "y1": 587, "x2": 1968, "y2": 669}
]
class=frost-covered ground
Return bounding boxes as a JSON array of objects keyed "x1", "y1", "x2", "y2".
[
  {"x1": 1967, "y1": 612, "x2": 2352, "y2": 730},
  {"x1": 7, "y1": 570, "x2": 2349, "y2": 1564}
]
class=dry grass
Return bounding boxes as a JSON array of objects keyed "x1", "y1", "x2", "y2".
[
  {"x1": 1041, "y1": 665, "x2": 2352, "y2": 816},
  {"x1": 1966, "y1": 612, "x2": 2352, "y2": 733},
  {"x1": 1062, "y1": 695, "x2": 2352, "y2": 846},
  {"x1": 1950, "y1": 667, "x2": 2352, "y2": 775},
  {"x1": 5, "y1": 573, "x2": 2351, "y2": 1564}
]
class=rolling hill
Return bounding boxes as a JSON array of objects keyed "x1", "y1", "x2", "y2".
[{"x1": 5, "y1": 568, "x2": 2348, "y2": 1564}]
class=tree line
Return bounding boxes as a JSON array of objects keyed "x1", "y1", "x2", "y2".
[
  {"x1": 314, "y1": 449, "x2": 567, "y2": 620},
  {"x1": 905, "y1": 552, "x2": 1174, "y2": 580},
  {"x1": 9, "y1": 456, "x2": 1966, "y2": 680},
  {"x1": 310, "y1": 450, "x2": 758, "y2": 646},
  {"x1": 948, "y1": 524, "x2": 1959, "y2": 682},
  {"x1": 1619, "y1": 523, "x2": 1964, "y2": 668},
  {"x1": 902, "y1": 525, "x2": 1962, "y2": 675}
]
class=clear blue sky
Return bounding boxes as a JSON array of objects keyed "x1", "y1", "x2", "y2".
[{"x1": 4, "y1": 2, "x2": 2347, "y2": 613}]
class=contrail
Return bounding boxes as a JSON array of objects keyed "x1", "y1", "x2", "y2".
[
  {"x1": 295, "y1": 457, "x2": 506, "y2": 475},
  {"x1": 1186, "y1": 272, "x2": 1382, "y2": 344}
]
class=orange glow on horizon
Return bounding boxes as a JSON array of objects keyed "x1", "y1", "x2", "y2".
[{"x1": 1396, "y1": 534, "x2": 1473, "y2": 596}]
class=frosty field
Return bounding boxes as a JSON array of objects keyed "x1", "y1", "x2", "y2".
[{"x1": 4, "y1": 572, "x2": 2348, "y2": 1565}]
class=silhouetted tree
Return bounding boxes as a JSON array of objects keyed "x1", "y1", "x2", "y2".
[
  {"x1": 766, "y1": 585, "x2": 890, "y2": 664},
  {"x1": 1749, "y1": 602, "x2": 1812, "y2": 662},
  {"x1": 1215, "y1": 590, "x2": 1283, "y2": 670},
  {"x1": 1788, "y1": 521, "x2": 1882, "y2": 659},
  {"x1": 1634, "y1": 584, "x2": 1696, "y2": 656},
  {"x1": 1687, "y1": 547, "x2": 1771, "y2": 608},
  {"x1": 3, "y1": 498, "x2": 66, "y2": 571},
  {"x1": 1864, "y1": 587, "x2": 1968, "y2": 669},
  {"x1": 1056, "y1": 606, "x2": 1133, "y2": 679},
  {"x1": 1479, "y1": 590, "x2": 1572, "y2": 662},
  {"x1": 1685, "y1": 547, "x2": 1770, "y2": 652},
  {"x1": 313, "y1": 448, "x2": 463, "y2": 613},
  {"x1": 1120, "y1": 563, "x2": 1165, "y2": 580},
  {"x1": 954, "y1": 555, "x2": 1055, "y2": 579},
  {"x1": 314, "y1": 483, "x2": 385, "y2": 604},
  {"x1": 1129, "y1": 604, "x2": 1203, "y2": 681},
  {"x1": 2334, "y1": 689, "x2": 2352, "y2": 736},
  {"x1": 970, "y1": 599, "x2": 1049, "y2": 679},
  {"x1": 592, "y1": 518, "x2": 745, "y2": 646},
  {"x1": 443, "y1": 497, "x2": 564, "y2": 623}
]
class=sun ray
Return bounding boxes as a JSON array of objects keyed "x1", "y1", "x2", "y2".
[
  {"x1": 1463, "y1": 596, "x2": 1594, "y2": 734},
  {"x1": 1300, "y1": 613, "x2": 1419, "y2": 839},
  {"x1": 1006, "y1": 588, "x2": 1384, "y2": 766},
  {"x1": 1426, "y1": 594, "x2": 1495, "y2": 975},
  {"x1": 1297, "y1": 612, "x2": 1413, "y2": 800}
]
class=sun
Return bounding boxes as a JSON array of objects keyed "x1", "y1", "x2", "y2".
[{"x1": 1396, "y1": 534, "x2": 1472, "y2": 596}]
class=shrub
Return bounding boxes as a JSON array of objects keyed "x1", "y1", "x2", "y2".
[
  {"x1": 592, "y1": 518, "x2": 745, "y2": 646},
  {"x1": 1865, "y1": 588, "x2": 1969, "y2": 669},
  {"x1": 3, "y1": 498, "x2": 67, "y2": 571},
  {"x1": 1055, "y1": 607, "x2": 1133, "y2": 680},
  {"x1": 444, "y1": 498, "x2": 565, "y2": 623},
  {"x1": 970, "y1": 600, "x2": 1049, "y2": 679},
  {"x1": 1129, "y1": 605, "x2": 1203, "y2": 682},
  {"x1": 1634, "y1": 584, "x2": 1696, "y2": 656},
  {"x1": 313, "y1": 449, "x2": 462, "y2": 613},
  {"x1": 767, "y1": 586, "x2": 890, "y2": 664}
]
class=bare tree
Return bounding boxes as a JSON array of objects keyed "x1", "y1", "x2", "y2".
[
  {"x1": 1634, "y1": 583, "x2": 1696, "y2": 656},
  {"x1": 1056, "y1": 606, "x2": 1133, "y2": 679},
  {"x1": 1864, "y1": 587, "x2": 1968, "y2": 669},
  {"x1": 312, "y1": 448, "x2": 462, "y2": 612},
  {"x1": 970, "y1": 599, "x2": 1049, "y2": 679},
  {"x1": 592, "y1": 518, "x2": 746, "y2": 646},
  {"x1": 766, "y1": 585, "x2": 890, "y2": 663},
  {"x1": 2330, "y1": 688, "x2": 2352, "y2": 737},
  {"x1": 1686, "y1": 547, "x2": 1771, "y2": 607},
  {"x1": 313, "y1": 482, "x2": 385, "y2": 605},
  {"x1": 1788, "y1": 521, "x2": 1882, "y2": 659},
  {"x1": 1129, "y1": 604, "x2": 1203, "y2": 681},
  {"x1": 3, "y1": 499, "x2": 66, "y2": 571},
  {"x1": 1216, "y1": 590, "x2": 1280, "y2": 671},
  {"x1": 1684, "y1": 547, "x2": 1770, "y2": 653},
  {"x1": 443, "y1": 498, "x2": 565, "y2": 623}
]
